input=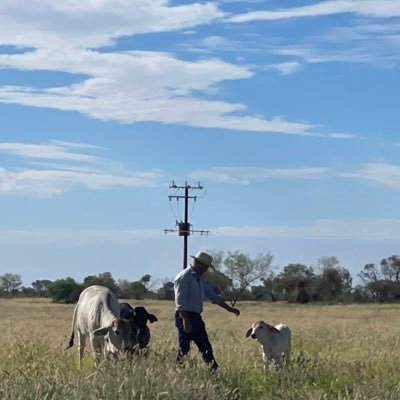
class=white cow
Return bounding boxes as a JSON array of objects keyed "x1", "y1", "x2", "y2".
[
  {"x1": 245, "y1": 320, "x2": 291, "y2": 369},
  {"x1": 67, "y1": 285, "x2": 136, "y2": 367}
]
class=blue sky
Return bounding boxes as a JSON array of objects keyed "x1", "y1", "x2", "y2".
[{"x1": 1, "y1": 0, "x2": 399, "y2": 287}]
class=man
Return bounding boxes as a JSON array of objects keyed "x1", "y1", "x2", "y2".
[{"x1": 174, "y1": 251, "x2": 240, "y2": 371}]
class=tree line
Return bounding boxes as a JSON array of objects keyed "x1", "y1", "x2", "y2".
[{"x1": 1, "y1": 251, "x2": 399, "y2": 304}]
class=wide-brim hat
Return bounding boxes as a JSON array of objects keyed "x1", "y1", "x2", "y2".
[{"x1": 191, "y1": 251, "x2": 216, "y2": 270}]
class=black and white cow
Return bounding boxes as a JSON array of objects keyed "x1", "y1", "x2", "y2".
[{"x1": 119, "y1": 302, "x2": 158, "y2": 349}]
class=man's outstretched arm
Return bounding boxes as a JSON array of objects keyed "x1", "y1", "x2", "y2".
[{"x1": 216, "y1": 300, "x2": 240, "y2": 316}]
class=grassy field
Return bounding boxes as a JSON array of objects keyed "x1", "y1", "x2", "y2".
[{"x1": 1, "y1": 298, "x2": 400, "y2": 399}]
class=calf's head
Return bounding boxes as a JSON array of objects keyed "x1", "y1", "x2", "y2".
[
  {"x1": 245, "y1": 320, "x2": 280, "y2": 340},
  {"x1": 133, "y1": 306, "x2": 158, "y2": 346},
  {"x1": 133, "y1": 306, "x2": 158, "y2": 325}
]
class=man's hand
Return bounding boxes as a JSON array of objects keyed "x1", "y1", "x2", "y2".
[
  {"x1": 230, "y1": 307, "x2": 240, "y2": 316},
  {"x1": 183, "y1": 319, "x2": 192, "y2": 333},
  {"x1": 179, "y1": 311, "x2": 192, "y2": 333}
]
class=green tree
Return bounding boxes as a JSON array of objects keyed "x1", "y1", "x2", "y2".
[
  {"x1": 352, "y1": 284, "x2": 371, "y2": 302},
  {"x1": 31, "y1": 279, "x2": 52, "y2": 297},
  {"x1": 316, "y1": 257, "x2": 352, "y2": 302},
  {"x1": 82, "y1": 272, "x2": 118, "y2": 294},
  {"x1": 117, "y1": 279, "x2": 132, "y2": 298},
  {"x1": 223, "y1": 251, "x2": 274, "y2": 306},
  {"x1": 380, "y1": 256, "x2": 400, "y2": 282},
  {"x1": 129, "y1": 281, "x2": 148, "y2": 300},
  {"x1": 0, "y1": 273, "x2": 22, "y2": 292},
  {"x1": 272, "y1": 263, "x2": 314, "y2": 302},
  {"x1": 358, "y1": 263, "x2": 380, "y2": 286},
  {"x1": 358, "y1": 256, "x2": 400, "y2": 301},
  {"x1": 47, "y1": 277, "x2": 82, "y2": 303},
  {"x1": 157, "y1": 280, "x2": 174, "y2": 300},
  {"x1": 250, "y1": 284, "x2": 271, "y2": 300},
  {"x1": 204, "y1": 269, "x2": 232, "y2": 296}
]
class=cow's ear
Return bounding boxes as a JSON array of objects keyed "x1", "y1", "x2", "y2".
[
  {"x1": 93, "y1": 326, "x2": 110, "y2": 336},
  {"x1": 245, "y1": 328, "x2": 252, "y2": 338},
  {"x1": 148, "y1": 314, "x2": 158, "y2": 323}
]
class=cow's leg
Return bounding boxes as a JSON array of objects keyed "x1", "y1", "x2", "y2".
[
  {"x1": 90, "y1": 334, "x2": 104, "y2": 367},
  {"x1": 284, "y1": 349, "x2": 291, "y2": 366},
  {"x1": 262, "y1": 353, "x2": 271, "y2": 372},
  {"x1": 77, "y1": 331, "x2": 86, "y2": 369},
  {"x1": 103, "y1": 337, "x2": 118, "y2": 361}
]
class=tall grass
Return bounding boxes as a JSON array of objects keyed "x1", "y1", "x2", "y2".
[{"x1": 1, "y1": 299, "x2": 400, "y2": 399}]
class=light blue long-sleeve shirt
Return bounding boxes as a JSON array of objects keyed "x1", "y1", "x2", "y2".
[{"x1": 174, "y1": 267, "x2": 222, "y2": 314}]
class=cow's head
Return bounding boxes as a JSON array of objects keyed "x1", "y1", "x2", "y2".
[
  {"x1": 93, "y1": 318, "x2": 137, "y2": 353},
  {"x1": 245, "y1": 321, "x2": 280, "y2": 340},
  {"x1": 133, "y1": 306, "x2": 158, "y2": 325},
  {"x1": 131, "y1": 307, "x2": 158, "y2": 348}
]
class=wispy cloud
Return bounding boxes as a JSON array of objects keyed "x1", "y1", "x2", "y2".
[
  {"x1": 264, "y1": 61, "x2": 303, "y2": 75},
  {"x1": 0, "y1": 2, "x2": 330, "y2": 135},
  {"x1": 340, "y1": 163, "x2": 400, "y2": 190},
  {"x1": 0, "y1": 1, "x2": 224, "y2": 49},
  {"x1": 183, "y1": 35, "x2": 243, "y2": 53},
  {"x1": 191, "y1": 163, "x2": 400, "y2": 188},
  {"x1": 327, "y1": 133, "x2": 356, "y2": 139},
  {"x1": 0, "y1": 47, "x2": 317, "y2": 134},
  {"x1": 190, "y1": 166, "x2": 329, "y2": 184},
  {"x1": 0, "y1": 168, "x2": 163, "y2": 197},
  {"x1": 0, "y1": 142, "x2": 99, "y2": 162},
  {"x1": 2, "y1": 218, "x2": 399, "y2": 241},
  {"x1": 0, "y1": 141, "x2": 163, "y2": 197},
  {"x1": 213, "y1": 219, "x2": 400, "y2": 240},
  {"x1": 226, "y1": 2, "x2": 400, "y2": 68},
  {"x1": 228, "y1": 1, "x2": 400, "y2": 23},
  {"x1": 274, "y1": 22, "x2": 400, "y2": 67}
]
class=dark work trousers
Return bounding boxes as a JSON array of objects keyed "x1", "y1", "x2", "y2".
[{"x1": 175, "y1": 311, "x2": 218, "y2": 371}]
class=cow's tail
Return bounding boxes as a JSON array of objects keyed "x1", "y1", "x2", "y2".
[{"x1": 66, "y1": 302, "x2": 78, "y2": 350}]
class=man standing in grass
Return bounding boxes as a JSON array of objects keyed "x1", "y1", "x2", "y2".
[{"x1": 174, "y1": 251, "x2": 240, "y2": 371}]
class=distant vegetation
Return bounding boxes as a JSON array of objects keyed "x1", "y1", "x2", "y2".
[{"x1": 1, "y1": 252, "x2": 399, "y2": 304}]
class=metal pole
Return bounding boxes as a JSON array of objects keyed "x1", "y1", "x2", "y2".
[
  {"x1": 183, "y1": 182, "x2": 189, "y2": 269},
  {"x1": 164, "y1": 181, "x2": 209, "y2": 270}
]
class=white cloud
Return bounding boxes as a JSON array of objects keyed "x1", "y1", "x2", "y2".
[
  {"x1": 182, "y1": 35, "x2": 246, "y2": 54},
  {"x1": 0, "y1": 141, "x2": 163, "y2": 197},
  {"x1": 200, "y1": 35, "x2": 235, "y2": 49},
  {"x1": 226, "y1": 2, "x2": 400, "y2": 68},
  {"x1": 274, "y1": 22, "x2": 400, "y2": 67},
  {"x1": 0, "y1": 49, "x2": 316, "y2": 134},
  {"x1": 0, "y1": 0, "x2": 224, "y2": 49},
  {"x1": 341, "y1": 163, "x2": 400, "y2": 190},
  {"x1": 0, "y1": 1, "x2": 331, "y2": 135},
  {"x1": 190, "y1": 166, "x2": 329, "y2": 184},
  {"x1": 213, "y1": 219, "x2": 400, "y2": 240},
  {"x1": 0, "y1": 167, "x2": 163, "y2": 197},
  {"x1": 266, "y1": 61, "x2": 303, "y2": 75},
  {"x1": 0, "y1": 142, "x2": 99, "y2": 162},
  {"x1": 190, "y1": 163, "x2": 400, "y2": 188},
  {"x1": 228, "y1": 0, "x2": 400, "y2": 23},
  {"x1": 2, "y1": 218, "x2": 399, "y2": 243},
  {"x1": 327, "y1": 133, "x2": 355, "y2": 139}
]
